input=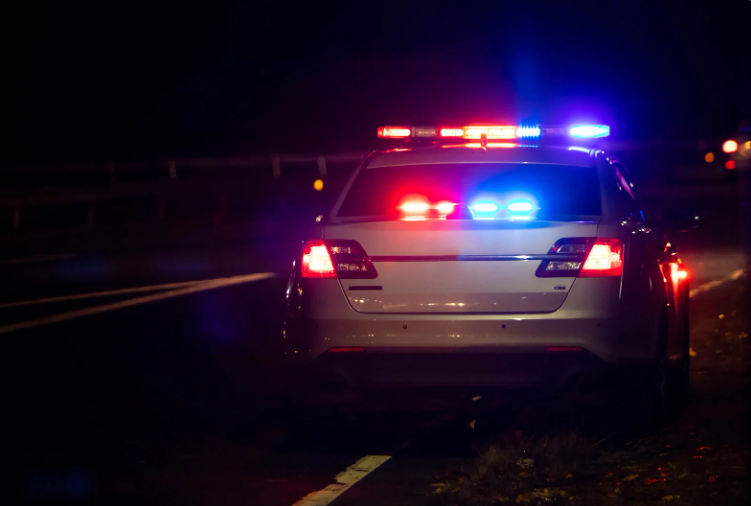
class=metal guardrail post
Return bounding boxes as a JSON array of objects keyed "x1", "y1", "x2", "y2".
[
  {"x1": 272, "y1": 154, "x2": 281, "y2": 179},
  {"x1": 317, "y1": 156, "x2": 327, "y2": 177},
  {"x1": 87, "y1": 203, "x2": 96, "y2": 228},
  {"x1": 168, "y1": 160, "x2": 177, "y2": 179},
  {"x1": 107, "y1": 161, "x2": 116, "y2": 184}
]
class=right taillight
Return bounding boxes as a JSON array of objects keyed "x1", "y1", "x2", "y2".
[
  {"x1": 300, "y1": 240, "x2": 378, "y2": 279},
  {"x1": 536, "y1": 238, "x2": 623, "y2": 278},
  {"x1": 579, "y1": 239, "x2": 623, "y2": 277}
]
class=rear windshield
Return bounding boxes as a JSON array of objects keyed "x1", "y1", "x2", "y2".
[{"x1": 337, "y1": 163, "x2": 601, "y2": 219}]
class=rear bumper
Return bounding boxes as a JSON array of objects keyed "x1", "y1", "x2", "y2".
[{"x1": 296, "y1": 348, "x2": 612, "y2": 392}]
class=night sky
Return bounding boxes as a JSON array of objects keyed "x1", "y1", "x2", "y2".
[{"x1": 4, "y1": 0, "x2": 750, "y2": 165}]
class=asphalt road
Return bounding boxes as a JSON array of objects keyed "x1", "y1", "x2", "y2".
[{"x1": 10, "y1": 181, "x2": 749, "y2": 505}]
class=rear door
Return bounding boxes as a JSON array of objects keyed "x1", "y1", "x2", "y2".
[{"x1": 328, "y1": 161, "x2": 603, "y2": 314}]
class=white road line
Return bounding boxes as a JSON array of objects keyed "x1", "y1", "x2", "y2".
[
  {"x1": 0, "y1": 272, "x2": 274, "y2": 335},
  {"x1": 0, "y1": 279, "x2": 209, "y2": 309},
  {"x1": 292, "y1": 455, "x2": 392, "y2": 506},
  {"x1": 290, "y1": 412, "x2": 458, "y2": 506},
  {"x1": 689, "y1": 268, "x2": 745, "y2": 298}
]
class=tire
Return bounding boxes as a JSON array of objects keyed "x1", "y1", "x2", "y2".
[{"x1": 666, "y1": 303, "x2": 691, "y2": 410}]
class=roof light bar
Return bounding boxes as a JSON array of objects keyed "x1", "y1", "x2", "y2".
[{"x1": 378, "y1": 124, "x2": 610, "y2": 140}]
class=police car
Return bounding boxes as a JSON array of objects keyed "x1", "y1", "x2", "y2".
[{"x1": 285, "y1": 124, "x2": 695, "y2": 410}]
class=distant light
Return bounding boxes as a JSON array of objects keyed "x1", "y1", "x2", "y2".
[
  {"x1": 569, "y1": 125, "x2": 610, "y2": 138},
  {"x1": 725, "y1": 160, "x2": 736, "y2": 170},
  {"x1": 704, "y1": 152, "x2": 715, "y2": 163},
  {"x1": 507, "y1": 201, "x2": 534, "y2": 212},
  {"x1": 517, "y1": 126, "x2": 541, "y2": 139},
  {"x1": 471, "y1": 203, "x2": 499, "y2": 212},
  {"x1": 722, "y1": 140, "x2": 738, "y2": 153},
  {"x1": 313, "y1": 179, "x2": 324, "y2": 191}
]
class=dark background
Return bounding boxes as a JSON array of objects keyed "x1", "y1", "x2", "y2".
[{"x1": 3, "y1": 0, "x2": 750, "y2": 165}]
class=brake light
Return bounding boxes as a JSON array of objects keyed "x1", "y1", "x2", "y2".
[
  {"x1": 579, "y1": 239, "x2": 622, "y2": 277},
  {"x1": 377, "y1": 126, "x2": 411, "y2": 138},
  {"x1": 301, "y1": 240, "x2": 378, "y2": 279},
  {"x1": 301, "y1": 240, "x2": 335, "y2": 278}
]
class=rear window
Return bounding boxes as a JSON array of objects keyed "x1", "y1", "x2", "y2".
[{"x1": 337, "y1": 163, "x2": 601, "y2": 219}]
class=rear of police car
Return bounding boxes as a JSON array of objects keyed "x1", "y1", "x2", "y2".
[{"x1": 284, "y1": 124, "x2": 677, "y2": 398}]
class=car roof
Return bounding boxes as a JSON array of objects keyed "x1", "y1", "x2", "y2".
[{"x1": 367, "y1": 144, "x2": 596, "y2": 169}]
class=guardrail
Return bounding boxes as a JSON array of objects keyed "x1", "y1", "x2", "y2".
[{"x1": 1, "y1": 152, "x2": 368, "y2": 235}]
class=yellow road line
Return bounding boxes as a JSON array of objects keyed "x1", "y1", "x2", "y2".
[{"x1": 0, "y1": 273, "x2": 274, "y2": 335}]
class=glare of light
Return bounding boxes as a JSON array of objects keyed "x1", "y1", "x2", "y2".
[
  {"x1": 704, "y1": 152, "x2": 715, "y2": 163},
  {"x1": 440, "y1": 128, "x2": 463, "y2": 137},
  {"x1": 487, "y1": 142, "x2": 517, "y2": 148},
  {"x1": 436, "y1": 201, "x2": 455, "y2": 214},
  {"x1": 471, "y1": 202, "x2": 499, "y2": 212},
  {"x1": 725, "y1": 160, "x2": 736, "y2": 170},
  {"x1": 516, "y1": 126, "x2": 541, "y2": 139},
  {"x1": 313, "y1": 179, "x2": 324, "y2": 191},
  {"x1": 569, "y1": 125, "x2": 610, "y2": 138},
  {"x1": 722, "y1": 140, "x2": 738, "y2": 153},
  {"x1": 568, "y1": 146, "x2": 591, "y2": 154},
  {"x1": 670, "y1": 262, "x2": 688, "y2": 281},
  {"x1": 509, "y1": 215, "x2": 531, "y2": 221},
  {"x1": 507, "y1": 201, "x2": 534, "y2": 212},
  {"x1": 399, "y1": 201, "x2": 430, "y2": 213},
  {"x1": 743, "y1": 141, "x2": 751, "y2": 155},
  {"x1": 402, "y1": 216, "x2": 427, "y2": 221}
]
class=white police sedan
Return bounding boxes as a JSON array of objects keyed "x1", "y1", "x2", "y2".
[{"x1": 285, "y1": 124, "x2": 694, "y2": 410}]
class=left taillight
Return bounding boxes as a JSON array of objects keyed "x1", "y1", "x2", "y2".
[
  {"x1": 301, "y1": 240, "x2": 378, "y2": 279},
  {"x1": 301, "y1": 240, "x2": 336, "y2": 278}
]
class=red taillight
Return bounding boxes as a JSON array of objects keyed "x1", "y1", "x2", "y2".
[
  {"x1": 301, "y1": 240, "x2": 335, "y2": 278},
  {"x1": 579, "y1": 239, "x2": 623, "y2": 277},
  {"x1": 536, "y1": 238, "x2": 623, "y2": 278},
  {"x1": 670, "y1": 262, "x2": 688, "y2": 280},
  {"x1": 377, "y1": 126, "x2": 411, "y2": 138},
  {"x1": 301, "y1": 240, "x2": 378, "y2": 279}
]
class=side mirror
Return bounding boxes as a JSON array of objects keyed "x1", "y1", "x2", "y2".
[{"x1": 662, "y1": 207, "x2": 701, "y2": 232}]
